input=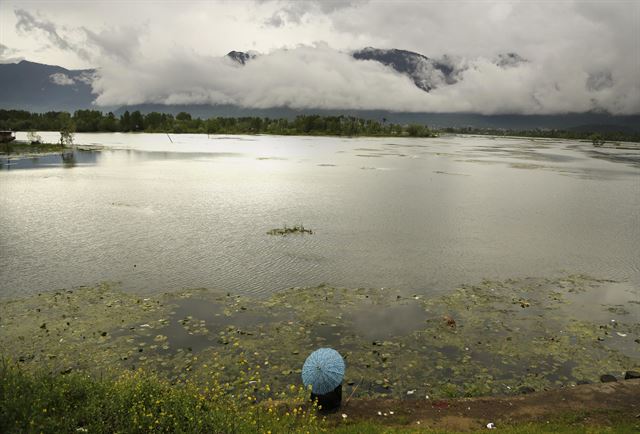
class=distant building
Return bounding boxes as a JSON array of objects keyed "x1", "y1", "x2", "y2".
[{"x1": 0, "y1": 131, "x2": 16, "y2": 143}]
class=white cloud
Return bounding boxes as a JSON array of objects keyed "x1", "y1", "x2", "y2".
[
  {"x1": 49, "y1": 72, "x2": 75, "y2": 86},
  {"x1": 4, "y1": 0, "x2": 640, "y2": 114},
  {"x1": 0, "y1": 43, "x2": 24, "y2": 63}
]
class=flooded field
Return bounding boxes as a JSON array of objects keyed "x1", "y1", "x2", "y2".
[{"x1": 1, "y1": 133, "x2": 638, "y2": 398}]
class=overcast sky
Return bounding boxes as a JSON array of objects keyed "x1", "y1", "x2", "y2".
[{"x1": 1, "y1": 0, "x2": 638, "y2": 114}]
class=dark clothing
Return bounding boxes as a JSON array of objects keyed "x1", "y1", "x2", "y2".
[{"x1": 311, "y1": 384, "x2": 342, "y2": 412}]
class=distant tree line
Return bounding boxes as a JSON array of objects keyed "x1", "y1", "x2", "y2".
[
  {"x1": 0, "y1": 109, "x2": 436, "y2": 137},
  {"x1": 440, "y1": 126, "x2": 640, "y2": 144},
  {"x1": 2, "y1": 109, "x2": 637, "y2": 142}
]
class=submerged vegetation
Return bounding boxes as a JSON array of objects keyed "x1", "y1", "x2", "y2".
[
  {"x1": 1, "y1": 276, "x2": 637, "y2": 402},
  {"x1": 267, "y1": 224, "x2": 314, "y2": 236}
]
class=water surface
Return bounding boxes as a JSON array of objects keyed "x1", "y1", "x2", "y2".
[{"x1": 1, "y1": 132, "x2": 638, "y2": 299}]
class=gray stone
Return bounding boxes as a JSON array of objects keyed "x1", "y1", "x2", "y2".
[
  {"x1": 518, "y1": 386, "x2": 535, "y2": 394},
  {"x1": 624, "y1": 371, "x2": 640, "y2": 380},
  {"x1": 600, "y1": 374, "x2": 617, "y2": 383}
]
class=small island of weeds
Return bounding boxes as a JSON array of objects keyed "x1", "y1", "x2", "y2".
[
  {"x1": 267, "y1": 224, "x2": 314, "y2": 236},
  {"x1": 0, "y1": 130, "x2": 75, "y2": 156},
  {"x1": 1, "y1": 141, "x2": 67, "y2": 155}
]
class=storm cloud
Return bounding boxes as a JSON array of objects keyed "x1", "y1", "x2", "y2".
[
  {"x1": 14, "y1": 9, "x2": 92, "y2": 61},
  {"x1": 3, "y1": 1, "x2": 639, "y2": 114}
]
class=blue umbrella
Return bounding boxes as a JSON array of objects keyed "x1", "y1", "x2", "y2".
[{"x1": 302, "y1": 348, "x2": 345, "y2": 395}]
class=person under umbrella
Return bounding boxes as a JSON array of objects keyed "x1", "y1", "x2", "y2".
[{"x1": 302, "y1": 348, "x2": 345, "y2": 411}]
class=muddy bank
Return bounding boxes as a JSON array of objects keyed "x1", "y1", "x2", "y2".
[
  {"x1": 0, "y1": 275, "x2": 638, "y2": 400},
  {"x1": 335, "y1": 378, "x2": 640, "y2": 431}
]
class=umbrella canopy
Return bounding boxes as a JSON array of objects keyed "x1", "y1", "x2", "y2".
[{"x1": 302, "y1": 348, "x2": 345, "y2": 395}]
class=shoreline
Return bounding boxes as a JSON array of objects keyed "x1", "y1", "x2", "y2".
[
  {"x1": 3, "y1": 360, "x2": 637, "y2": 432},
  {"x1": 0, "y1": 143, "x2": 103, "y2": 158},
  {"x1": 1, "y1": 275, "x2": 637, "y2": 401},
  {"x1": 332, "y1": 379, "x2": 640, "y2": 431},
  {"x1": 6, "y1": 129, "x2": 640, "y2": 145}
]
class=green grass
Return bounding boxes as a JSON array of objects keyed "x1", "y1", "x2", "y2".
[
  {"x1": 1, "y1": 361, "x2": 637, "y2": 433},
  {"x1": 1, "y1": 142, "x2": 67, "y2": 154},
  {"x1": 0, "y1": 360, "x2": 321, "y2": 433}
]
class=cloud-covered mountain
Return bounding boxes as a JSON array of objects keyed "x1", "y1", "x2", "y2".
[
  {"x1": 227, "y1": 47, "x2": 463, "y2": 92},
  {"x1": 227, "y1": 47, "x2": 461, "y2": 92},
  {"x1": 2, "y1": 57, "x2": 638, "y2": 131},
  {"x1": 4, "y1": 2, "x2": 639, "y2": 116},
  {"x1": 226, "y1": 50, "x2": 258, "y2": 65},
  {"x1": 226, "y1": 47, "x2": 532, "y2": 95},
  {"x1": 1, "y1": 45, "x2": 638, "y2": 121},
  {"x1": 0, "y1": 60, "x2": 97, "y2": 111},
  {"x1": 352, "y1": 47, "x2": 459, "y2": 92},
  {"x1": 5, "y1": 46, "x2": 468, "y2": 112}
]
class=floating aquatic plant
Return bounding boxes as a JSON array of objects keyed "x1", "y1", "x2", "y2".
[{"x1": 267, "y1": 224, "x2": 313, "y2": 236}]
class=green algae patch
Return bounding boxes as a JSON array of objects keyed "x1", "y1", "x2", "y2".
[
  {"x1": 1, "y1": 276, "x2": 638, "y2": 401},
  {"x1": 267, "y1": 224, "x2": 314, "y2": 236},
  {"x1": 0, "y1": 283, "x2": 170, "y2": 376}
]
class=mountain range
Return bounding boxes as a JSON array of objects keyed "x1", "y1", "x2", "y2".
[
  {"x1": 1, "y1": 49, "x2": 638, "y2": 131},
  {"x1": 0, "y1": 47, "x2": 512, "y2": 112},
  {"x1": 0, "y1": 60, "x2": 97, "y2": 112}
]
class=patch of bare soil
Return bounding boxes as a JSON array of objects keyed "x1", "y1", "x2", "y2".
[{"x1": 333, "y1": 379, "x2": 640, "y2": 431}]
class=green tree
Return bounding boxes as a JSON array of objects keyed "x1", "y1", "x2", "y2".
[
  {"x1": 59, "y1": 121, "x2": 75, "y2": 146},
  {"x1": 120, "y1": 111, "x2": 131, "y2": 132},
  {"x1": 130, "y1": 111, "x2": 144, "y2": 132},
  {"x1": 99, "y1": 112, "x2": 118, "y2": 132},
  {"x1": 176, "y1": 112, "x2": 192, "y2": 122},
  {"x1": 73, "y1": 110, "x2": 103, "y2": 132},
  {"x1": 589, "y1": 133, "x2": 605, "y2": 147}
]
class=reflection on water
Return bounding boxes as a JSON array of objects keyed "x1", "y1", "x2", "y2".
[
  {"x1": 0, "y1": 133, "x2": 638, "y2": 299},
  {"x1": 0, "y1": 150, "x2": 99, "y2": 170},
  {"x1": 346, "y1": 302, "x2": 427, "y2": 340},
  {"x1": 0, "y1": 148, "x2": 245, "y2": 171}
]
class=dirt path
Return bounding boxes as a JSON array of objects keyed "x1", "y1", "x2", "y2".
[{"x1": 333, "y1": 379, "x2": 640, "y2": 431}]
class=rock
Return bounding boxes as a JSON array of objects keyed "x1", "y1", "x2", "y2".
[
  {"x1": 600, "y1": 374, "x2": 617, "y2": 383},
  {"x1": 518, "y1": 386, "x2": 535, "y2": 394},
  {"x1": 624, "y1": 371, "x2": 640, "y2": 380},
  {"x1": 576, "y1": 380, "x2": 592, "y2": 385}
]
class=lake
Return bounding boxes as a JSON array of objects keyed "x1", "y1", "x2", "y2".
[
  {"x1": 1, "y1": 132, "x2": 639, "y2": 299},
  {"x1": 2, "y1": 132, "x2": 639, "y2": 397}
]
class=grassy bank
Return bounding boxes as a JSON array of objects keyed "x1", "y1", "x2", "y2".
[
  {"x1": 0, "y1": 142, "x2": 68, "y2": 155},
  {"x1": 0, "y1": 360, "x2": 321, "y2": 433},
  {"x1": 1, "y1": 362, "x2": 637, "y2": 433}
]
